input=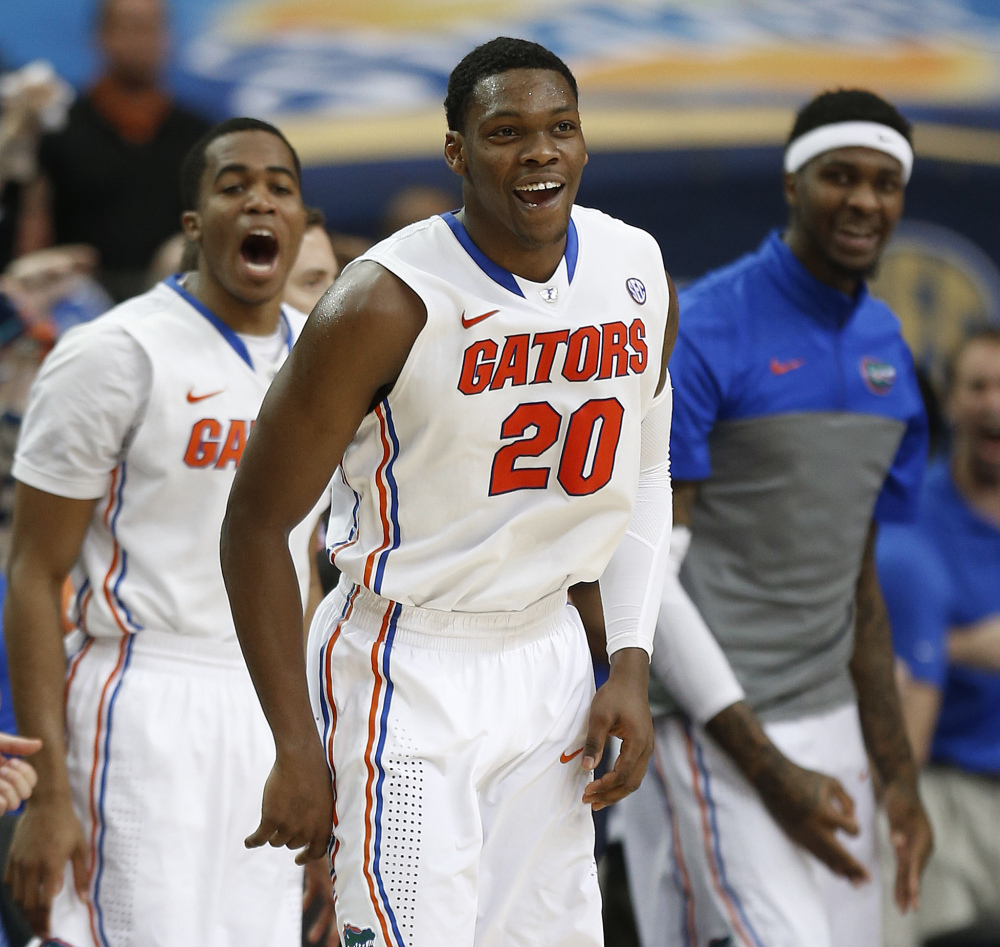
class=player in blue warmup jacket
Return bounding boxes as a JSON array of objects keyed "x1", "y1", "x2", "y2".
[{"x1": 617, "y1": 89, "x2": 932, "y2": 947}]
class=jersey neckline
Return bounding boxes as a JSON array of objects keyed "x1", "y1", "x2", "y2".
[
  {"x1": 440, "y1": 211, "x2": 579, "y2": 300},
  {"x1": 164, "y1": 273, "x2": 292, "y2": 372}
]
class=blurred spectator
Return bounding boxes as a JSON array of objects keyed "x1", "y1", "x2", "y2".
[
  {"x1": 283, "y1": 208, "x2": 339, "y2": 314},
  {"x1": 0, "y1": 246, "x2": 111, "y2": 563},
  {"x1": 878, "y1": 326, "x2": 1000, "y2": 946},
  {"x1": 379, "y1": 183, "x2": 457, "y2": 237},
  {"x1": 327, "y1": 231, "x2": 372, "y2": 272},
  {"x1": 145, "y1": 230, "x2": 187, "y2": 286},
  {"x1": 0, "y1": 60, "x2": 73, "y2": 269},
  {"x1": 29, "y1": 0, "x2": 210, "y2": 302}
]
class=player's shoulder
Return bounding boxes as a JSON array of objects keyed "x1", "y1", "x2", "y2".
[
  {"x1": 571, "y1": 204, "x2": 663, "y2": 260},
  {"x1": 679, "y1": 242, "x2": 770, "y2": 318},
  {"x1": 55, "y1": 284, "x2": 173, "y2": 348},
  {"x1": 358, "y1": 215, "x2": 451, "y2": 270}
]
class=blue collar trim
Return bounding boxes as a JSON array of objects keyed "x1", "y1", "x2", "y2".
[
  {"x1": 165, "y1": 274, "x2": 292, "y2": 370},
  {"x1": 441, "y1": 212, "x2": 580, "y2": 298},
  {"x1": 565, "y1": 217, "x2": 579, "y2": 283}
]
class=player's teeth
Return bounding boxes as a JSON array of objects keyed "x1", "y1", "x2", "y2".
[{"x1": 516, "y1": 182, "x2": 560, "y2": 191}]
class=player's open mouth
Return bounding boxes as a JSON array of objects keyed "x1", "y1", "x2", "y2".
[
  {"x1": 513, "y1": 181, "x2": 564, "y2": 208},
  {"x1": 240, "y1": 229, "x2": 280, "y2": 277}
]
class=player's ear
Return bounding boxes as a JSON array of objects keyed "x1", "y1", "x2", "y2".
[
  {"x1": 783, "y1": 170, "x2": 798, "y2": 208},
  {"x1": 181, "y1": 209, "x2": 202, "y2": 243},
  {"x1": 444, "y1": 131, "x2": 467, "y2": 176}
]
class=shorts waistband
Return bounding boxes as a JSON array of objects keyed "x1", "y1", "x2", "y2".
[
  {"x1": 332, "y1": 578, "x2": 570, "y2": 653},
  {"x1": 75, "y1": 629, "x2": 247, "y2": 670}
]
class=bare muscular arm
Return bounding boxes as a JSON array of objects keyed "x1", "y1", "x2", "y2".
[
  {"x1": 851, "y1": 522, "x2": 932, "y2": 910},
  {"x1": 4, "y1": 485, "x2": 96, "y2": 932},
  {"x1": 221, "y1": 261, "x2": 425, "y2": 862}
]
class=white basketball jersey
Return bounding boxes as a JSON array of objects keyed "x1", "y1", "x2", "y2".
[
  {"x1": 329, "y1": 206, "x2": 669, "y2": 613},
  {"x1": 68, "y1": 278, "x2": 316, "y2": 641}
]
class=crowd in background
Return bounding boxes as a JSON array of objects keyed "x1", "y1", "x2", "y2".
[{"x1": 0, "y1": 2, "x2": 997, "y2": 947}]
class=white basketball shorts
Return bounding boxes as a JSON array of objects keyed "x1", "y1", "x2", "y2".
[
  {"x1": 306, "y1": 580, "x2": 604, "y2": 947},
  {"x1": 615, "y1": 702, "x2": 880, "y2": 947},
  {"x1": 49, "y1": 630, "x2": 302, "y2": 947}
]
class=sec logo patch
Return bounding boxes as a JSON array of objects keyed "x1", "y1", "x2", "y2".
[
  {"x1": 860, "y1": 357, "x2": 896, "y2": 395},
  {"x1": 626, "y1": 278, "x2": 646, "y2": 305}
]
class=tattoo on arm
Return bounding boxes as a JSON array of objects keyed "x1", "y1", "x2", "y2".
[{"x1": 850, "y1": 522, "x2": 918, "y2": 787}]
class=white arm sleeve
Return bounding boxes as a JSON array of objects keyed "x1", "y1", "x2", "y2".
[
  {"x1": 651, "y1": 525, "x2": 745, "y2": 724},
  {"x1": 599, "y1": 376, "x2": 674, "y2": 658},
  {"x1": 13, "y1": 323, "x2": 151, "y2": 499}
]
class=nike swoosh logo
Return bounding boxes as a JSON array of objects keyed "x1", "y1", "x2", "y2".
[
  {"x1": 187, "y1": 388, "x2": 225, "y2": 403},
  {"x1": 769, "y1": 358, "x2": 805, "y2": 376},
  {"x1": 560, "y1": 747, "x2": 584, "y2": 764},
  {"x1": 461, "y1": 309, "x2": 500, "y2": 329}
]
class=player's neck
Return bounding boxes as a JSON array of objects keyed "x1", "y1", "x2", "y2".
[
  {"x1": 457, "y1": 207, "x2": 567, "y2": 284},
  {"x1": 783, "y1": 228, "x2": 861, "y2": 298},
  {"x1": 184, "y1": 271, "x2": 283, "y2": 336},
  {"x1": 952, "y1": 446, "x2": 1000, "y2": 527}
]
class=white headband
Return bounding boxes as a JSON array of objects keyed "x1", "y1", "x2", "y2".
[{"x1": 784, "y1": 120, "x2": 913, "y2": 183}]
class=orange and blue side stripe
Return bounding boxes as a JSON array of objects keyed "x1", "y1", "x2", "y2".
[
  {"x1": 320, "y1": 583, "x2": 360, "y2": 881},
  {"x1": 654, "y1": 745, "x2": 697, "y2": 947},
  {"x1": 363, "y1": 401, "x2": 401, "y2": 596},
  {"x1": 86, "y1": 634, "x2": 135, "y2": 947},
  {"x1": 683, "y1": 722, "x2": 765, "y2": 947},
  {"x1": 102, "y1": 464, "x2": 142, "y2": 635},
  {"x1": 361, "y1": 600, "x2": 406, "y2": 947},
  {"x1": 328, "y1": 468, "x2": 361, "y2": 564}
]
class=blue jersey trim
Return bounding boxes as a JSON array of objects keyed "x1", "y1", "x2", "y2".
[
  {"x1": 441, "y1": 213, "x2": 525, "y2": 298},
  {"x1": 565, "y1": 217, "x2": 579, "y2": 283},
  {"x1": 440, "y1": 212, "x2": 580, "y2": 296},
  {"x1": 165, "y1": 274, "x2": 254, "y2": 370}
]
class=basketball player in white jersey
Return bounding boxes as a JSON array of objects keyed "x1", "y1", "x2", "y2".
[
  {"x1": 4, "y1": 118, "x2": 321, "y2": 945},
  {"x1": 221, "y1": 38, "x2": 676, "y2": 947}
]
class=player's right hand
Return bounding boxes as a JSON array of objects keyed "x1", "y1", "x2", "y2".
[
  {"x1": 756, "y1": 760, "x2": 871, "y2": 884},
  {"x1": 4, "y1": 794, "x2": 89, "y2": 936},
  {"x1": 246, "y1": 746, "x2": 334, "y2": 865}
]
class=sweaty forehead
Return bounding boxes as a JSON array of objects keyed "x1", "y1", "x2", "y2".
[
  {"x1": 204, "y1": 130, "x2": 297, "y2": 178},
  {"x1": 468, "y1": 68, "x2": 577, "y2": 121}
]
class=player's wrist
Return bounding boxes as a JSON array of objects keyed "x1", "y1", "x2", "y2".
[{"x1": 607, "y1": 646, "x2": 651, "y2": 683}]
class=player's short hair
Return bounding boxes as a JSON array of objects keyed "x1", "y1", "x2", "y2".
[
  {"x1": 945, "y1": 324, "x2": 1000, "y2": 391},
  {"x1": 788, "y1": 89, "x2": 912, "y2": 146},
  {"x1": 180, "y1": 117, "x2": 302, "y2": 212},
  {"x1": 444, "y1": 37, "x2": 578, "y2": 133},
  {"x1": 305, "y1": 206, "x2": 326, "y2": 230},
  {"x1": 95, "y1": 0, "x2": 164, "y2": 30}
]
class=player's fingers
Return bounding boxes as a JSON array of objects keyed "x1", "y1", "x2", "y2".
[
  {"x1": 71, "y1": 843, "x2": 90, "y2": 899},
  {"x1": 825, "y1": 780, "x2": 860, "y2": 835},
  {"x1": 296, "y1": 834, "x2": 332, "y2": 866},
  {"x1": 0, "y1": 759, "x2": 37, "y2": 800},
  {"x1": 612, "y1": 733, "x2": 652, "y2": 797},
  {"x1": 891, "y1": 829, "x2": 919, "y2": 912},
  {"x1": 0, "y1": 777, "x2": 20, "y2": 814},
  {"x1": 245, "y1": 817, "x2": 279, "y2": 849},
  {"x1": 812, "y1": 833, "x2": 869, "y2": 883},
  {"x1": 0, "y1": 734, "x2": 42, "y2": 757},
  {"x1": 582, "y1": 702, "x2": 612, "y2": 772}
]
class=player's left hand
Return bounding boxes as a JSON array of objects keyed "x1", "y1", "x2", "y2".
[
  {"x1": 581, "y1": 647, "x2": 653, "y2": 811},
  {"x1": 883, "y1": 776, "x2": 933, "y2": 913},
  {"x1": 302, "y1": 855, "x2": 338, "y2": 945}
]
